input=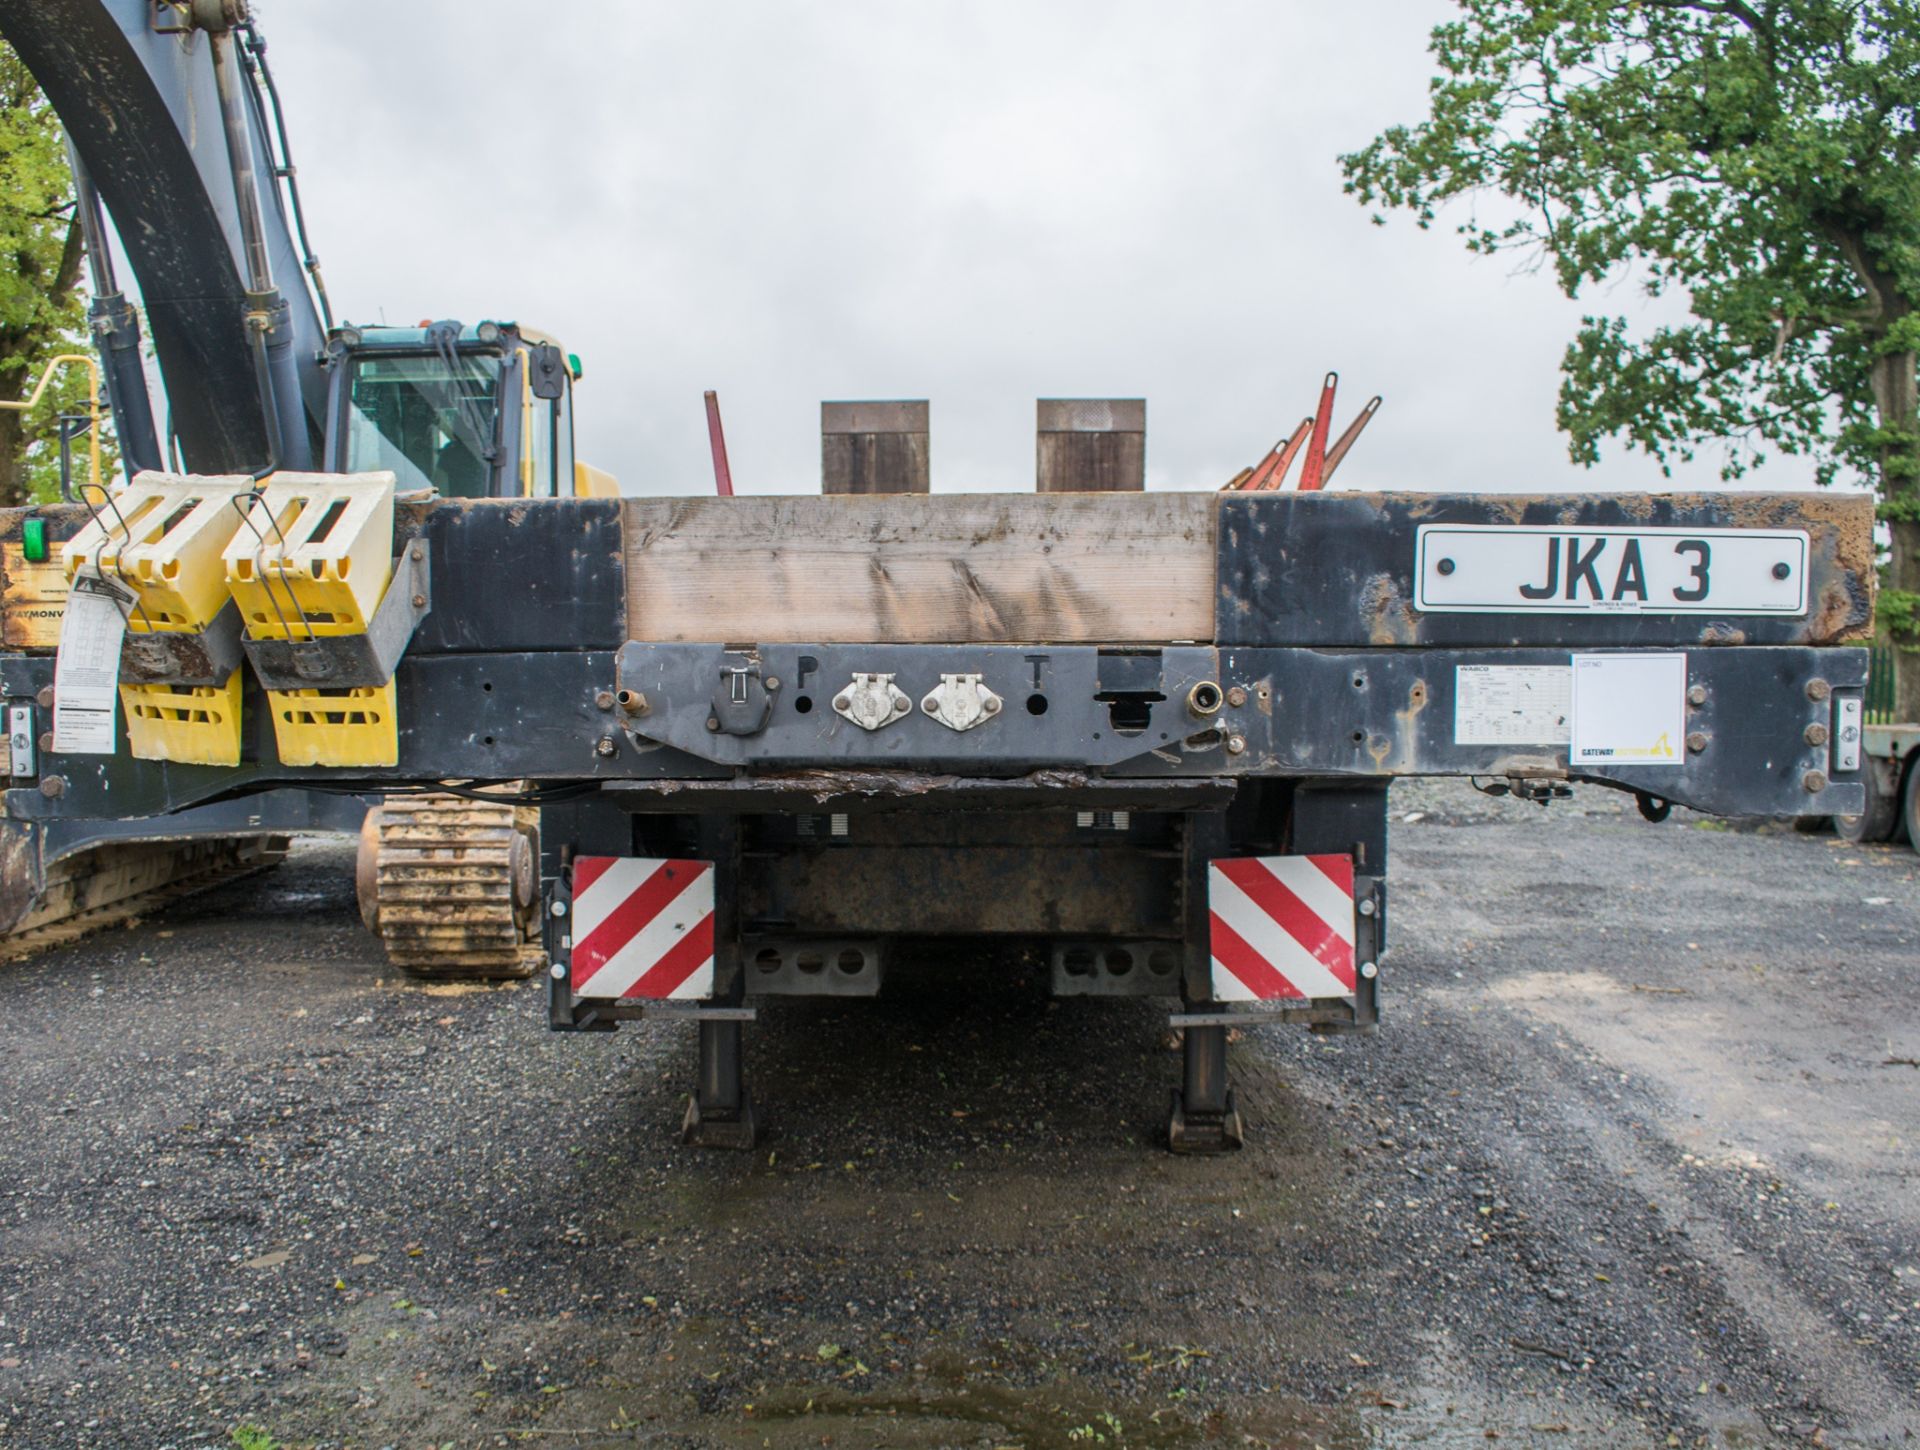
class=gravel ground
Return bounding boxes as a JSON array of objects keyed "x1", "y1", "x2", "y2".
[{"x1": 0, "y1": 782, "x2": 1916, "y2": 1449}]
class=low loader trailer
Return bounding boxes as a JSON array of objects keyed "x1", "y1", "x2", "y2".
[{"x1": 0, "y1": 479, "x2": 1873, "y2": 1150}]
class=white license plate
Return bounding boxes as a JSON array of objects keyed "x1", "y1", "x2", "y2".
[{"x1": 1414, "y1": 525, "x2": 1808, "y2": 615}]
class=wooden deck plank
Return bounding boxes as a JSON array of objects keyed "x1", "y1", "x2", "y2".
[{"x1": 623, "y1": 493, "x2": 1218, "y2": 644}]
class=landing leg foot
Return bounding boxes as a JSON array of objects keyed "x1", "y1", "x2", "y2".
[
  {"x1": 1167, "y1": 1088, "x2": 1244, "y2": 1154},
  {"x1": 681, "y1": 1018, "x2": 759, "y2": 1150},
  {"x1": 1168, "y1": 1022, "x2": 1243, "y2": 1153},
  {"x1": 681, "y1": 1089, "x2": 759, "y2": 1150}
]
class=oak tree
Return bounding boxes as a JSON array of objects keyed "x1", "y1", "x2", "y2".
[
  {"x1": 1343, "y1": 1, "x2": 1919, "y2": 709},
  {"x1": 0, "y1": 43, "x2": 104, "y2": 506}
]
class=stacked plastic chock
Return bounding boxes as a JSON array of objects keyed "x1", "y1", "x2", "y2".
[
  {"x1": 222, "y1": 472, "x2": 400, "y2": 767},
  {"x1": 62, "y1": 474, "x2": 255, "y2": 765},
  {"x1": 59, "y1": 469, "x2": 404, "y2": 769}
]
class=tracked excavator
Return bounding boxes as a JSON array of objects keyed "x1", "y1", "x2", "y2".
[{"x1": 0, "y1": 0, "x2": 614, "y2": 973}]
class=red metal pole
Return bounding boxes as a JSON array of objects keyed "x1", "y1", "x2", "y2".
[
  {"x1": 1249, "y1": 418, "x2": 1315, "y2": 491},
  {"x1": 704, "y1": 390, "x2": 735, "y2": 497},
  {"x1": 1296, "y1": 372, "x2": 1338, "y2": 491},
  {"x1": 1319, "y1": 395, "x2": 1382, "y2": 487}
]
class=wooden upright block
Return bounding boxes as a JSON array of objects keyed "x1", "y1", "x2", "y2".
[
  {"x1": 1036, "y1": 399, "x2": 1145, "y2": 493},
  {"x1": 821, "y1": 400, "x2": 930, "y2": 495}
]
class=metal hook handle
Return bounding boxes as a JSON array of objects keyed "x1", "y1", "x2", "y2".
[
  {"x1": 74, "y1": 480, "x2": 160, "y2": 634},
  {"x1": 228, "y1": 489, "x2": 316, "y2": 643}
]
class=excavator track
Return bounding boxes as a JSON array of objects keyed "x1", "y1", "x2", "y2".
[
  {"x1": 359, "y1": 794, "x2": 543, "y2": 979},
  {"x1": 1, "y1": 837, "x2": 287, "y2": 961}
]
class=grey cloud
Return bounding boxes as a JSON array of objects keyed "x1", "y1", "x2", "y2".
[{"x1": 252, "y1": 0, "x2": 1796, "y2": 496}]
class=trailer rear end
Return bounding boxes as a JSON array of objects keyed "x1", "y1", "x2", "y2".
[{"x1": 0, "y1": 484, "x2": 1873, "y2": 1150}]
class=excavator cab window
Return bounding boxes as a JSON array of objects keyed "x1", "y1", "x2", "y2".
[{"x1": 343, "y1": 352, "x2": 503, "y2": 497}]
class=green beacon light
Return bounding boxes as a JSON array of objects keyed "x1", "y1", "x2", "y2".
[{"x1": 21, "y1": 518, "x2": 47, "y2": 563}]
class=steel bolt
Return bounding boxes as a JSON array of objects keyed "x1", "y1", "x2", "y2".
[
  {"x1": 1772, "y1": 562, "x2": 1791, "y2": 580},
  {"x1": 984, "y1": 696, "x2": 1000, "y2": 712},
  {"x1": 1687, "y1": 684, "x2": 1708, "y2": 706},
  {"x1": 38, "y1": 732, "x2": 53, "y2": 754},
  {"x1": 1227, "y1": 686, "x2": 1248, "y2": 708},
  {"x1": 39, "y1": 775, "x2": 64, "y2": 798},
  {"x1": 1359, "y1": 961, "x2": 1379, "y2": 980},
  {"x1": 595, "y1": 735, "x2": 618, "y2": 757},
  {"x1": 1226, "y1": 734, "x2": 1247, "y2": 755},
  {"x1": 1806, "y1": 678, "x2": 1832, "y2": 702},
  {"x1": 548, "y1": 962, "x2": 566, "y2": 980},
  {"x1": 410, "y1": 545, "x2": 424, "y2": 562},
  {"x1": 594, "y1": 690, "x2": 615, "y2": 711},
  {"x1": 549, "y1": 900, "x2": 567, "y2": 918},
  {"x1": 34, "y1": 686, "x2": 53, "y2": 710},
  {"x1": 1804, "y1": 722, "x2": 1830, "y2": 747},
  {"x1": 764, "y1": 676, "x2": 780, "y2": 691},
  {"x1": 1687, "y1": 731, "x2": 1709, "y2": 754},
  {"x1": 706, "y1": 716, "x2": 721, "y2": 732},
  {"x1": 1436, "y1": 557, "x2": 1456, "y2": 576},
  {"x1": 411, "y1": 593, "x2": 427, "y2": 609},
  {"x1": 1803, "y1": 769, "x2": 1829, "y2": 793},
  {"x1": 1357, "y1": 898, "x2": 1377, "y2": 917}
]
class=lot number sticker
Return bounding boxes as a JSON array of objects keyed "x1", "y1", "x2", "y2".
[{"x1": 1569, "y1": 653, "x2": 1686, "y2": 767}]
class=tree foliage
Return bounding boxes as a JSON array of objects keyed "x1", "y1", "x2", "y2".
[
  {"x1": 1341, "y1": 1, "x2": 1918, "y2": 497},
  {"x1": 0, "y1": 42, "x2": 114, "y2": 506}
]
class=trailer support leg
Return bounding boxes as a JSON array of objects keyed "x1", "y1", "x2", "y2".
[
  {"x1": 680, "y1": 815, "x2": 758, "y2": 1150},
  {"x1": 1169, "y1": 1020, "x2": 1242, "y2": 1153},
  {"x1": 683, "y1": 1016, "x2": 757, "y2": 1150},
  {"x1": 1168, "y1": 809, "x2": 1243, "y2": 1153}
]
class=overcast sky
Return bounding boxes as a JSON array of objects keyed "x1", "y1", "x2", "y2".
[{"x1": 249, "y1": 0, "x2": 1788, "y2": 497}]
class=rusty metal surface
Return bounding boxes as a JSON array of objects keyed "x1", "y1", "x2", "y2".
[
  {"x1": 1218, "y1": 492, "x2": 1875, "y2": 648},
  {"x1": 1159, "y1": 643, "x2": 1871, "y2": 820},
  {"x1": 735, "y1": 811, "x2": 1180, "y2": 937},
  {"x1": 401, "y1": 498, "x2": 625, "y2": 653},
  {"x1": 602, "y1": 771, "x2": 1237, "y2": 814},
  {"x1": 0, "y1": 821, "x2": 46, "y2": 934}
]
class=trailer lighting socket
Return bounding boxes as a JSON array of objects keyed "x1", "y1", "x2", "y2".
[
  {"x1": 20, "y1": 518, "x2": 46, "y2": 563},
  {"x1": 1187, "y1": 681, "x2": 1224, "y2": 717}
]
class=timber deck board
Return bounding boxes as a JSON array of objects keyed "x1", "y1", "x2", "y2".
[{"x1": 623, "y1": 493, "x2": 1219, "y2": 644}]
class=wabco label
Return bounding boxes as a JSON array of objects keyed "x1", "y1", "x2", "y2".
[{"x1": 1454, "y1": 664, "x2": 1571, "y2": 746}]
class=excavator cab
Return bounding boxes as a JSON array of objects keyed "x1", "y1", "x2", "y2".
[{"x1": 322, "y1": 320, "x2": 616, "y2": 499}]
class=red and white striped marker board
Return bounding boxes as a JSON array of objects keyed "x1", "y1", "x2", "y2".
[
  {"x1": 569, "y1": 857, "x2": 714, "y2": 1000},
  {"x1": 1208, "y1": 854, "x2": 1357, "y2": 1002}
]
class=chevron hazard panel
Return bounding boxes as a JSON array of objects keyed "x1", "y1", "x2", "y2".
[
  {"x1": 569, "y1": 857, "x2": 715, "y2": 1000},
  {"x1": 1208, "y1": 854, "x2": 1357, "y2": 1002}
]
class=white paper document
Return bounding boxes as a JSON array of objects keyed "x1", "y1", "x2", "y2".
[
  {"x1": 1454, "y1": 664, "x2": 1572, "y2": 745},
  {"x1": 1569, "y1": 653, "x2": 1686, "y2": 767},
  {"x1": 52, "y1": 573, "x2": 134, "y2": 755}
]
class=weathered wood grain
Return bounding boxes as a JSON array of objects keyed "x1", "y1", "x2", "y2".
[
  {"x1": 821, "y1": 401, "x2": 930, "y2": 495},
  {"x1": 1, "y1": 543, "x2": 69, "y2": 650},
  {"x1": 1036, "y1": 399, "x2": 1146, "y2": 493},
  {"x1": 624, "y1": 493, "x2": 1218, "y2": 644}
]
